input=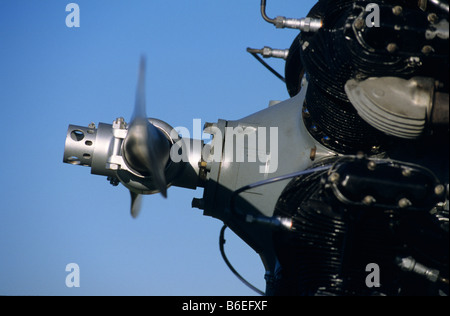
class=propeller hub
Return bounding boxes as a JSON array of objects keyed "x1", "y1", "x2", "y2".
[{"x1": 123, "y1": 118, "x2": 170, "y2": 177}]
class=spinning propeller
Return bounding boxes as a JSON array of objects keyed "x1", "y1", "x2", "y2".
[{"x1": 123, "y1": 56, "x2": 170, "y2": 217}]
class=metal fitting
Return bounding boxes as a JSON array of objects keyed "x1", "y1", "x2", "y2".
[
  {"x1": 261, "y1": 46, "x2": 289, "y2": 60},
  {"x1": 247, "y1": 46, "x2": 289, "y2": 60},
  {"x1": 274, "y1": 16, "x2": 322, "y2": 32},
  {"x1": 260, "y1": 0, "x2": 322, "y2": 32},
  {"x1": 397, "y1": 256, "x2": 441, "y2": 283}
]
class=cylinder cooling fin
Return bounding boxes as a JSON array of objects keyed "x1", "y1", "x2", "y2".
[
  {"x1": 286, "y1": 0, "x2": 449, "y2": 153},
  {"x1": 272, "y1": 157, "x2": 449, "y2": 296}
]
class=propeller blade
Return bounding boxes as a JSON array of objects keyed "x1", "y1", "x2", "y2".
[
  {"x1": 130, "y1": 191, "x2": 143, "y2": 218},
  {"x1": 132, "y1": 56, "x2": 149, "y2": 122},
  {"x1": 123, "y1": 56, "x2": 170, "y2": 201}
]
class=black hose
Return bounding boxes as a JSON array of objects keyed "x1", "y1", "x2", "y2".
[
  {"x1": 219, "y1": 225, "x2": 265, "y2": 295},
  {"x1": 247, "y1": 49, "x2": 285, "y2": 83}
]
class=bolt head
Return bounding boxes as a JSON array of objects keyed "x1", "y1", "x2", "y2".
[
  {"x1": 398, "y1": 198, "x2": 412, "y2": 208},
  {"x1": 428, "y1": 13, "x2": 439, "y2": 23},
  {"x1": 392, "y1": 6, "x2": 403, "y2": 16},
  {"x1": 362, "y1": 195, "x2": 376, "y2": 205},
  {"x1": 402, "y1": 168, "x2": 412, "y2": 177},
  {"x1": 421, "y1": 45, "x2": 433, "y2": 55},
  {"x1": 328, "y1": 172, "x2": 340, "y2": 183},
  {"x1": 113, "y1": 117, "x2": 127, "y2": 129},
  {"x1": 434, "y1": 184, "x2": 445, "y2": 196},
  {"x1": 367, "y1": 161, "x2": 377, "y2": 171},
  {"x1": 386, "y1": 43, "x2": 398, "y2": 53},
  {"x1": 356, "y1": 151, "x2": 365, "y2": 159}
]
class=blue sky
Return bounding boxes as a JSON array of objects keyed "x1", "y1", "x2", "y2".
[{"x1": 0, "y1": 0, "x2": 316, "y2": 295}]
